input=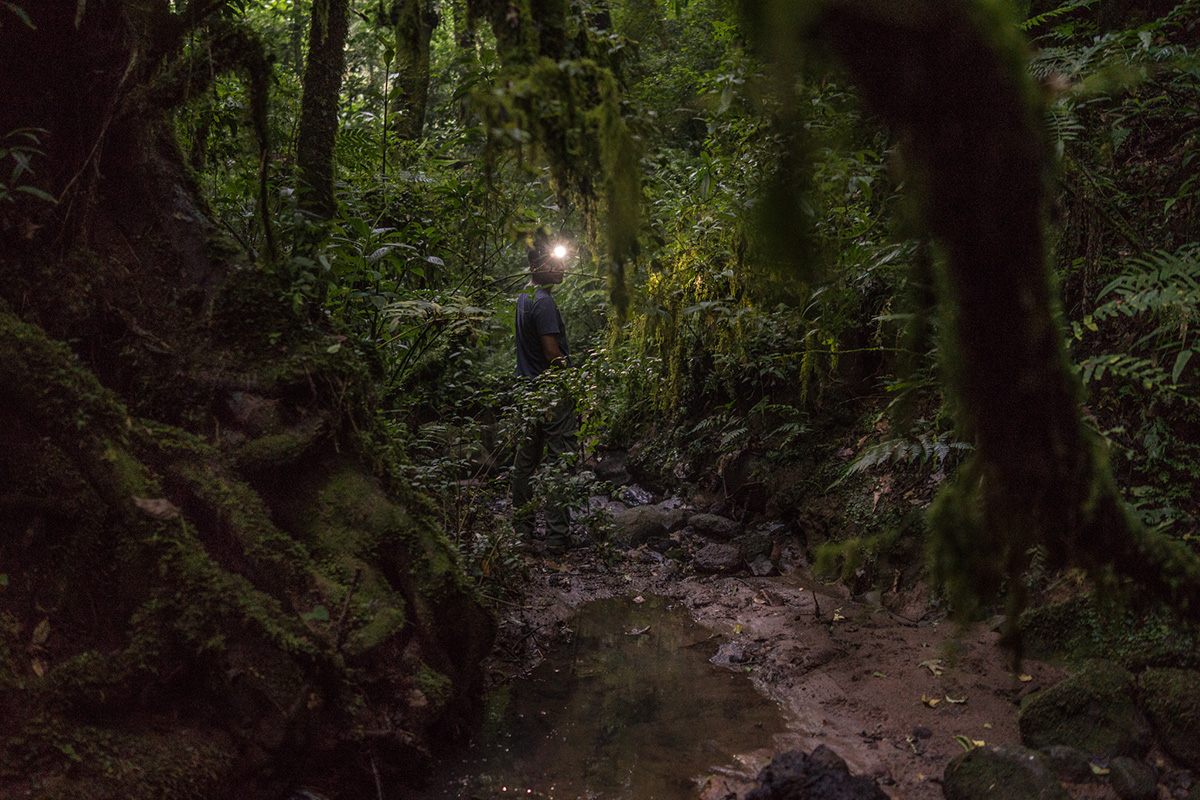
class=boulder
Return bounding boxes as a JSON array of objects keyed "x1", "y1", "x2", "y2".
[
  {"x1": 690, "y1": 513, "x2": 742, "y2": 540},
  {"x1": 943, "y1": 745, "x2": 1070, "y2": 800},
  {"x1": 1109, "y1": 757, "x2": 1157, "y2": 800},
  {"x1": 591, "y1": 449, "x2": 632, "y2": 485},
  {"x1": 1019, "y1": 661, "x2": 1150, "y2": 758},
  {"x1": 693, "y1": 543, "x2": 742, "y2": 574},
  {"x1": 611, "y1": 503, "x2": 688, "y2": 546},
  {"x1": 735, "y1": 530, "x2": 773, "y2": 560},
  {"x1": 1039, "y1": 745, "x2": 1095, "y2": 783},
  {"x1": 1138, "y1": 668, "x2": 1200, "y2": 769},
  {"x1": 746, "y1": 745, "x2": 887, "y2": 800}
]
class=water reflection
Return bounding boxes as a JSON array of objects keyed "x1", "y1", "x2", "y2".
[{"x1": 427, "y1": 595, "x2": 786, "y2": 799}]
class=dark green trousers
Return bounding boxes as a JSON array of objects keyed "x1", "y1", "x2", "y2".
[{"x1": 511, "y1": 397, "x2": 577, "y2": 547}]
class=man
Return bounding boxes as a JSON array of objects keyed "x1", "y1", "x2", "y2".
[{"x1": 511, "y1": 233, "x2": 578, "y2": 554}]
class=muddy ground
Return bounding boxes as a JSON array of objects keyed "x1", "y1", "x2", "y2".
[{"x1": 483, "y1": 532, "x2": 1069, "y2": 800}]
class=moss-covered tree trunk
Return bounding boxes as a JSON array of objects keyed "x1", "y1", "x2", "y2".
[
  {"x1": 0, "y1": 3, "x2": 493, "y2": 798},
  {"x1": 747, "y1": 0, "x2": 1200, "y2": 624},
  {"x1": 392, "y1": 0, "x2": 437, "y2": 141},
  {"x1": 297, "y1": 0, "x2": 351, "y2": 217}
]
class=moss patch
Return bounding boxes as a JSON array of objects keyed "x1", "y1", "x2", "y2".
[
  {"x1": 1138, "y1": 668, "x2": 1200, "y2": 769},
  {"x1": 1018, "y1": 660, "x2": 1150, "y2": 757}
]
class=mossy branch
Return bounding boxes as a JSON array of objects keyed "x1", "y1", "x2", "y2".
[{"x1": 746, "y1": 0, "x2": 1200, "y2": 624}]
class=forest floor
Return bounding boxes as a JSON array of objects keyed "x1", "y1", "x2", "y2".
[
  {"x1": 468, "y1": 485, "x2": 1104, "y2": 800},
  {"x1": 486, "y1": 551, "x2": 1051, "y2": 799}
]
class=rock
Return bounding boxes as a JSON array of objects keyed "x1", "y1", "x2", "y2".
[
  {"x1": 612, "y1": 503, "x2": 688, "y2": 546},
  {"x1": 591, "y1": 449, "x2": 631, "y2": 485},
  {"x1": 1138, "y1": 668, "x2": 1200, "y2": 769},
  {"x1": 943, "y1": 745, "x2": 1070, "y2": 800},
  {"x1": 1039, "y1": 745, "x2": 1095, "y2": 783},
  {"x1": 621, "y1": 483, "x2": 655, "y2": 506},
  {"x1": 734, "y1": 530, "x2": 773, "y2": 560},
  {"x1": 1019, "y1": 660, "x2": 1150, "y2": 758},
  {"x1": 748, "y1": 554, "x2": 775, "y2": 577},
  {"x1": 690, "y1": 512, "x2": 742, "y2": 540},
  {"x1": 1109, "y1": 757, "x2": 1157, "y2": 800},
  {"x1": 693, "y1": 543, "x2": 742, "y2": 574},
  {"x1": 746, "y1": 745, "x2": 888, "y2": 800}
]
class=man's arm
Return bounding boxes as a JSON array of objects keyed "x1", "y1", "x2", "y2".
[{"x1": 540, "y1": 334, "x2": 566, "y2": 366}]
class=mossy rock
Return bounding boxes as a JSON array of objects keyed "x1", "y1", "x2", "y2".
[
  {"x1": 1018, "y1": 660, "x2": 1150, "y2": 757},
  {"x1": 1021, "y1": 595, "x2": 1200, "y2": 669},
  {"x1": 943, "y1": 745, "x2": 1069, "y2": 800},
  {"x1": 1138, "y1": 668, "x2": 1200, "y2": 769}
]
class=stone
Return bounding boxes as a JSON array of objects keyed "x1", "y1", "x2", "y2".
[
  {"x1": 1019, "y1": 660, "x2": 1150, "y2": 758},
  {"x1": 1109, "y1": 757, "x2": 1157, "y2": 800},
  {"x1": 943, "y1": 745, "x2": 1070, "y2": 800},
  {"x1": 612, "y1": 503, "x2": 688, "y2": 546},
  {"x1": 749, "y1": 554, "x2": 775, "y2": 577},
  {"x1": 693, "y1": 543, "x2": 742, "y2": 573},
  {"x1": 591, "y1": 449, "x2": 631, "y2": 485},
  {"x1": 690, "y1": 512, "x2": 742, "y2": 540},
  {"x1": 620, "y1": 483, "x2": 655, "y2": 506},
  {"x1": 1138, "y1": 668, "x2": 1200, "y2": 769},
  {"x1": 746, "y1": 745, "x2": 888, "y2": 800},
  {"x1": 734, "y1": 530, "x2": 773, "y2": 560},
  {"x1": 1039, "y1": 745, "x2": 1095, "y2": 783}
]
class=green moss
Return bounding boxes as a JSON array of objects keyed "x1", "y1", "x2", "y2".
[
  {"x1": 1138, "y1": 668, "x2": 1200, "y2": 769},
  {"x1": 1021, "y1": 595, "x2": 1200, "y2": 669},
  {"x1": 234, "y1": 422, "x2": 326, "y2": 471},
  {"x1": 414, "y1": 664, "x2": 454, "y2": 714},
  {"x1": 1018, "y1": 660, "x2": 1150, "y2": 757},
  {"x1": 942, "y1": 745, "x2": 1069, "y2": 800},
  {"x1": 5, "y1": 716, "x2": 237, "y2": 800}
]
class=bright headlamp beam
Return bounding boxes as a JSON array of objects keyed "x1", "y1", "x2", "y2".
[{"x1": 552, "y1": 244, "x2": 568, "y2": 260}]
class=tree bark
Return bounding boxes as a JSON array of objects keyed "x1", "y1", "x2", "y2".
[
  {"x1": 392, "y1": 0, "x2": 437, "y2": 141},
  {"x1": 296, "y1": 0, "x2": 351, "y2": 218}
]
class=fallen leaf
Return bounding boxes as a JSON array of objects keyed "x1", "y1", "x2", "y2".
[
  {"x1": 832, "y1": 608, "x2": 846, "y2": 622},
  {"x1": 983, "y1": 722, "x2": 993, "y2": 729},
  {"x1": 732, "y1": 623, "x2": 743, "y2": 635},
  {"x1": 953, "y1": 735, "x2": 984, "y2": 751},
  {"x1": 32, "y1": 618, "x2": 50, "y2": 646},
  {"x1": 31, "y1": 659, "x2": 46, "y2": 677},
  {"x1": 133, "y1": 496, "x2": 181, "y2": 521},
  {"x1": 872, "y1": 670, "x2": 887, "y2": 678},
  {"x1": 632, "y1": 595, "x2": 645, "y2": 604},
  {"x1": 1018, "y1": 673, "x2": 1033, "y2": 682},
  {"x1": 625, "y1": 625, "x2": 650, "y2": 636},
  {"x1": 1089, "y1": 763, "x2": 1110, "y2": 776},
  {"x1": 945, "y1": 694, "x2": 967, "y2": 704},
  {"x1": 921, "y1": 694, "x2": 941, "y2": 708},
  {"x1": 919, "y1": 658, "x2": 944, "y2": 677}
]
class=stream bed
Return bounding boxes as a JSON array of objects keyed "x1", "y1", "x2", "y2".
[{"x1": 423, "y1": 595, "x2": 787, "y2": 799}]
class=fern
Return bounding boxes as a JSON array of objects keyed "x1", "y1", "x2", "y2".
[
  {"x1": 1091, "y1": 246, "x2": 1200, "y2": 327},
  {"x1": 1020, "y1": 0, "x2": 1099, "y2": 32},
  {"x1": 1077, "y1": 245, "x2": 1200, "y2": 401},
  {"x1": 839, "y1": 431, "x2": 972, "y2": 482}
]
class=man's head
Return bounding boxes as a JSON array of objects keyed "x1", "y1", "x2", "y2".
[{"x1": 527, "y1": 230, "x2": 569, "y2": 285}]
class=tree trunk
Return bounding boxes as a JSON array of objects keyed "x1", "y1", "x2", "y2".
[
  {"x1": 0, "y1": 3, "x2": 493, "y2": 796},
  {"x1": 392, "y1": 0, "x2": 437, "y2": 141},
  {"x1": 296, "y1": 0, "x2": 351, "y2": 217}
]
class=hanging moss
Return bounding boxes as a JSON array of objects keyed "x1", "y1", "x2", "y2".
[{"x1": 744, "y1": 0, "x2": 1200, "y2": 632}]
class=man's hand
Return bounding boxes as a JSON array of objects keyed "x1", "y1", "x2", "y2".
[{"x1": 540, "y1": 333, "x2": 566, "y2": 367}]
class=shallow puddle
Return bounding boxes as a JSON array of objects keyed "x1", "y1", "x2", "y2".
[{"x1": 424, "y1": 595, "x2": 787, "y2": 800}]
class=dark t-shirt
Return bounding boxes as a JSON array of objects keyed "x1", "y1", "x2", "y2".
[{"x1": 515, "y1": 287, "x2": 570, "y2": 377}]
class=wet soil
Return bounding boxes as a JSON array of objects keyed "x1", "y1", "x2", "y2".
[
  {"x1": 473, "y1": 543, "x2": 1067, "y2": 800},
  {"x1": 423, "y1": 595, "x2": 788, "y2": 799}
]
